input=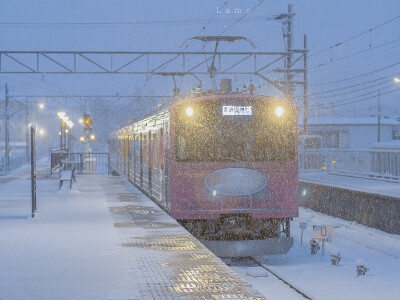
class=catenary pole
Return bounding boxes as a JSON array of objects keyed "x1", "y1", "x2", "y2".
[
  {"x1": 303, "y1": 34, "x2": 308, "y2": 135},
  {"x1": 5, "y1": 83, "x2": 10, "y2": 172}
]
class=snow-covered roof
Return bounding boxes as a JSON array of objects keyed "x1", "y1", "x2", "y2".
[
  {"x1": 308, "y1": 117, "x2": 400, "y2": 126},
  {"x1": 370, "y1": 141, "x2": 400, "y2": 150}
]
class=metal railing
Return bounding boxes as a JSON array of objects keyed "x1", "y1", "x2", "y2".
[
  {"x1": 299, "y1": 149, "x2": 400, "y2": 181},
  {"x1": 50, "y1": 151, "x2": 110, "y2": 175}
]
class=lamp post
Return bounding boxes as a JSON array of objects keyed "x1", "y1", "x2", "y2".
[{"x1": 66, "y1": 120, "x2": 74, "y2": 152}]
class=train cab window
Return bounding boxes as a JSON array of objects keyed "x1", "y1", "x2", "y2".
[{"x1": 174, "y1": 98, "x2": 296, "y2": 162}]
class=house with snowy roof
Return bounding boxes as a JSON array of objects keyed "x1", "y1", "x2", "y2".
[{"x1": 307, "y1": 117, "x2": 400, "y2": 149}]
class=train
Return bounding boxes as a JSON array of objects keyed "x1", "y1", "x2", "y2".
[{"x1": 109, "y1": 80, "x2": 299, "y2": 257}]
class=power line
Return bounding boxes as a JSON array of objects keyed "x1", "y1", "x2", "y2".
[
  {"x1": 309, "y1": 59, "x2": 400, "y2": 87},
  {"x1": 218, "y1": 0, "x2": 267, "y2": 35},
  {"x1": 0, "y1": 16, "x2": 270, "y2": 29},
  {"x1": 308, "y1": 79, "x2": 393, "y2": 100},
  {"x1": 309, "y1": 15, "x2": 400, "y2": 58},
  {"x1": 309, "y1": 36, "x2": 400, "y2": 71},
  {"x1": 309, "y1": 86, "x2": 400, "y2": 111},
  {"x1": 308, "y1": 75, "x2": 390, "y2": 96}
]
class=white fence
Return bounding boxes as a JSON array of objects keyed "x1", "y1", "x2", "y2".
[{"x1": 299, "y1": 149, "x2": 400, "y2": 181}]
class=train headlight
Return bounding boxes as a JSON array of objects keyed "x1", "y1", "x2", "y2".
[
  {"x1": 186, "y1": 107, "x2": 194, "y2": 117},
  {"x1": 275, "y1": 106, "x2": 284, "y2": 117}
]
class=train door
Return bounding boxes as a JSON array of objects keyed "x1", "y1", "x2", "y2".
[
  {"x1": 163, "y1": 120, "x2": 171, "y2": 211},
  {"x1": 123, "y1": 137, "x2": 127, "y2": 175},
  {"x1": 140, "y1": 132, "x2": 144, "y2": 188},
  {"x1": 132, "y1": 134, "x2": 137, "y2": 184},
  {"x1": 148, "y1": 130, "x2": 152, "y2": 195},
  {"x1": 127, "y1": 135, "x2": 132, "y2": 182},
  {"x1": 158, "y1": 127, "x2": 165, "y2": 206}
]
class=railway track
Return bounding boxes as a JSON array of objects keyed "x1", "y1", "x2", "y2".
[{"x1": 248, "y1": 257, "x2": 313, "y2": 300}]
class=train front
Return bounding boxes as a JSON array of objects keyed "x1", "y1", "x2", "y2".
[{"x1": 170, "y1": 94, "x2": 298, "y2": 257}]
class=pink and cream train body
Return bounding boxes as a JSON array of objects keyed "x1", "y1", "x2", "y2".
[{"x1": 110, "y1": 91, "x2": 298, "y2": 256}]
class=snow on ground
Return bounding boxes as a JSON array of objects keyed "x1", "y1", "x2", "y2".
[
  {"x1": 299, "y1": 172, "x2": 400, "y2": 198},
  {"x1": 0, "y1": 163, "x2": 141, "y2": 299},
  {"x1": 2, "y1": 162, "x2": 400, "y2": 300},
  {"x1": 231, "y1": 207, "x2": 400, "y2": 300}
]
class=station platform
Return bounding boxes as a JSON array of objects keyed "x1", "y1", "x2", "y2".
[
  {"x1": 298, "y1": 172, "x2": 400, "y2": 235},
  {"x1": 0, "y1": 164, "x2": 265, "y2": 300},
  {"x1": 299, "y1": 172, "x2": 400, "y2": 199}
]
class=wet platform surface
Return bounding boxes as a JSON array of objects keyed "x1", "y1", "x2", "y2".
[
  {"x1": 0, "y1": 166, "x2": 265, "y2": 299},
  {"x1": 105, "y1": 176, "x2": 265, "y2": 299}
]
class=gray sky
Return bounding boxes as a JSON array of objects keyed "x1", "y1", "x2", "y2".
[{"x1": 1, "y1": 0, "x2": 400, "y2": 121}]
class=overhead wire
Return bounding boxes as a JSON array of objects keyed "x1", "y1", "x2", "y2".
[
  {"x1": 309, "y1": 36, "x2": 400, "y2": 72},
  {"x1": 0, "y1": 16, "x2": 269, "y2": 29},
  {"x1": 308, "y1": 87, "x2": 400, "y2": 111},
  {"x1": 309, "y1": 59, "x2": 400, "y2": 87},
  {"x1": 308, "y1": 15, "x2": 400, "y2": 58}
]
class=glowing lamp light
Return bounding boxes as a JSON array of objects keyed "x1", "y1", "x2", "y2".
[
  {"x1": 39, "y1": 129, "x2": 44, "y2": 135},
  {"x1": 332, "y1": 160, "x2": 337, "y2": 164},
  {"x1": 322, "y1": 166, "x2": 327, "y2": 170},
  {"x1": 79, "y1": 136, "x2": 85, "y2": 142},
  {"x1": 65, "y1": 129, "x2": 69, "y2": 133},
  {"x1": 59, "y1": 131, "x2": 62, "y2": 135},
  {"x1": 57, "y1": 112, "x2": 66, "y2": 119},
  {"x1": 78, "y1": 118, "x2": 84, "y2": 124},
  {"x1": 90, "y1": 134, "x2": 96, "y2": 140},
  {"x1": 39, "y1": 103, "x2": 45, "y2": 109},
  {"x1": 84, "y1": 118, "x2": 92, "y2": 126},
  {"x1": 275, "y1": 106, "x2": 284, "y2": 117},
  {"x1": 394, "y1": 77, "x2": 400, "y2": 84},
  {"x1": 186, "y1": 107, "x2": 194, "y2": 117},
  {"x1": 61, "y1": 122, "x2": 66, "y2": 127}
]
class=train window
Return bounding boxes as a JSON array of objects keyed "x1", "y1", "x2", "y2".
[
  {"x1": 142, "y1": 134, "x2": 148, "y2": 164},
  {"x1": 174, "y1": 98, "x2": 296, "y2": 162}
]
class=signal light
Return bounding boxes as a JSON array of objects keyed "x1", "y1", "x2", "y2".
[{"x1": 83, "y1": 113, "x2": 92, "y2": 126}]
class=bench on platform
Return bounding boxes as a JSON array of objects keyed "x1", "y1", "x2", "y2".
[{"x1": 59, "y1": 169, "x2": 76, "y2": 190}]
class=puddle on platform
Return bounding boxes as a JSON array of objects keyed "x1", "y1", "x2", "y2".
[
  {"x1": 122, "y1": 235, "x2": 199, "y2": 251},
  {"x1": 114, "y1": 221, "x2": 179, "y2": 229}
]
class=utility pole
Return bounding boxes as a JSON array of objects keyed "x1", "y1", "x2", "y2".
[
  {"x1": 303, "y1": 34, "x2": 308, "y2": 135},
  {"x1": 25, "y1": 97, "x2": 30, "y2": 164},
  {"x1": 283, "y1": 4, "x2": 295, "y2": 101},
  {"x1": 5, "y1": 84, "x2": 10, "y2": 173},
  {"x1": 377, "y1": 90, "x2": 381, "y2": 143}
]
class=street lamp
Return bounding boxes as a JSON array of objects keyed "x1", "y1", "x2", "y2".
[
  {"x1": 394, "y1": 77, "x2": 400, "y2": 84},
  {"x1": 39, "y1": 103, "x2": 45, "y2": 109},
  {"x1": 57, "y1": 112, "x2": 66, "y2": 119}
]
